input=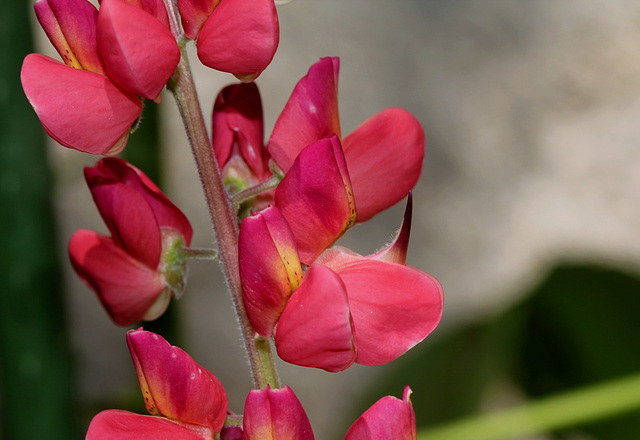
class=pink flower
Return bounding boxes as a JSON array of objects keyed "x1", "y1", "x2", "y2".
[
  {"x1": 179, "y1": 0, "x2": 279, "y2": 81},
  {"x1": 239, "y1": 196, "x2": 443, "y2": 372},
  {"x1": 21, "y1": 0, "x2": 179, "y2": 154},
  {"x1": 345, "y1": 386, "x2": 416, "y2": 440},
  {"x1": 86, "y1": 330, "x2": 228, "y2": 440},
  {"x1": 268, "y1": 57, "x2": 425, "y2": 222},
  {"x1": 69, "y1": 158, "x2": 193, "y2": 326},
  {"x1": 243, "y1": 386, "x2": 314, "y2": 440}
]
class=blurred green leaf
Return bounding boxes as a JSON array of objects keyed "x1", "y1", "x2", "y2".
[{"x1": 518, "y1": 264, "x2": 640, "y2": 438}]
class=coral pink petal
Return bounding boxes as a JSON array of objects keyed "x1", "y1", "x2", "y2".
[
  {"x1": 69, "y1": 230, "x2": 166, "y2": 326},
  {"x1": 86, "y1": 410, "x2": 214, "y2": 440},
  {"x1": 268, "y1": 57, "x2": 341, "y2": 172},
  {"x1": 196, "y1": 0, "x2": 278, "y2": 78},
  {"x1": 129, "y1": 0, "x2": 171, "y2": 28},
  {"x1": 239, "y1": 207, "x2": 302, "y2": 337},
  {"x1": 345, "y1": 387, "x2": 416, "y2": 440},
  {"x1": 21, "y1": 54, "x2": 142, "y2": 154},
  {"x1": 127, "y1": 329, "x2": 228, "y2": 432},
  {"x1": 178, "y1": 0, "x2": 220, "y2": 40},
  {"x1": 343, "y1": 108, "x2": 424, "y2": 222},
  {"x1": 88, "y1": 182, "x2": 162, "y2": 268},
  {"x1": 275, "y1": 135, "x2": 356, "y2": 265},
  {"x1": 369, "y1": 193, "x2": 412, "y2": 264},
  {"x1": 97, "y1": 0, "x2": 180, "y2": 99},
  {"x1": 35, "y1": 0, "x2": 105, "y2": 73},
  {"x1": 88, "y1": 158, "x2": 193, "y2": 244},
  {"x1": 243, "y1": 386, "x2": 315, "y2": 440},
  {"x1": 275, "y1": 264, "x2": 356, "y2": 372},
  {"x1": 334, "y1": 259, "x2": 443, "y2": 366}
]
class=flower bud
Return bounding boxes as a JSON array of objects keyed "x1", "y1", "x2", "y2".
[
  {"x1": 239, "y1": 206, "x2": 302, "y2": 337},
  {"x1": 243, "y1": 386, "x2": 314, "y2": 440},
  {"x1": 212, "y1": 82, "x2": 272, "y2": 202},
  {"x1": 127, "y1": 329, "x2": 228, "y2": 433},
  {"x1": 345, "y1": 386, "x2": 416, "y2": 440}
]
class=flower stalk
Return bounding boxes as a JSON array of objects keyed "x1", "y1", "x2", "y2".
[{"x1": 167, "y1": 39, "x2": 278, "y2": 390}]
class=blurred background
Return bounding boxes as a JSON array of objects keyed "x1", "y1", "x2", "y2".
[{"x1": 3, "y1": 0, "x2": 640, "y2": 439}]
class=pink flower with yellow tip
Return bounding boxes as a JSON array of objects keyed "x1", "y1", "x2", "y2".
[{"x1": 86, "y1": 329, "x2": 228, "y2": 440}]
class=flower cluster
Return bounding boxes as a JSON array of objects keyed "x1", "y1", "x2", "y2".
[{"x1": 21, "y1": 0, "x2": 443, "y2": 438}]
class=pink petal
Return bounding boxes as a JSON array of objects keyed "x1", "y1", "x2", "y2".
[
  {"x1": 275, "y1": 264, "x2": 356, "y2": 372},
  {"x1": 86, "y1": 180, "x2": 162, "y2": 269},
  {"x1": 35, "y1": 0, "x2": 105, "y2": 73},
  {"x1": 127, "y1": 330, "x2": 228, "y2": 432},
  {"x1": 239, "y1": 206, "x2": 302, "y2": 337},
  {"x1": 69, "y1": 230, "x2": 167, "y2": 326},
  {"x1": 344, "y1": 386, "x2": 416, "y2": 440},
  {"x1": 369, "y1": 193, "x2": 412, "y2": 264},
  {"x1": 212, "y1": 83, "x2": 267, "y2": 179},
  {"x1": 178, "y1": 0, "x2": 220, "y2": 40},
  {"x1": 342, "y1": 108, "x2": 424, "y2": 222},
  {"x1": 275, "y1": 135, "x2": 356, "y2": 264},
  {"x1": 125, "y1": 0, "x2": 171, "y2": 28},
  {"x1": 97, "y1": 0, "x2": 180, "y2": 99},
  {"x1": 268, "y1": 57, "x2": 341, "y2": 172},
  {"x1": 243, "y1": 386, "x2": 315, "y2": 440},
  {"x1": 86, "y1": 410, "x2": 214, "y2": 440},
  {"x1": 196, "y1": 0, "x2": 279, "y2": 80},
  {"x1": 21, "y1": 54, "x2": 142, "y2": 154},
  {"x1": 326, "y1": 258, "x2": 443, "y2": 366},
  {"x1": 88, "y1": 158, "x2": 193, "y2": 245}
]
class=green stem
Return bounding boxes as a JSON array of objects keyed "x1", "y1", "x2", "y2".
[
  {"x1": 180, "y1": 247, "x2": 218, "y2": 261},
  {"x1": 418, "y1": 372, "x2": 640, "y2": 440},
  {"x1": 166, "y1": 40, "x2": 279, "y2": 389},
  {"x1": 231, "y1": 175, "x2": 281, "y2": 206},
  {"x1": 224, "y1": 413, "x2": 243, "y2": 428}
]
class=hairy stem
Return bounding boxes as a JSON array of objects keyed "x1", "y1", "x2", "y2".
[{"x1": 167, "y1": 42, "x2": 279, "y2": 390}]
